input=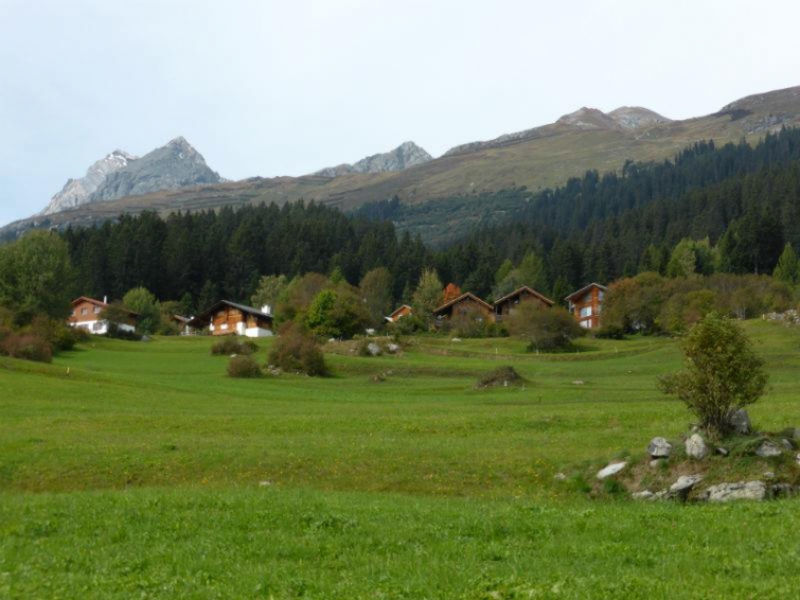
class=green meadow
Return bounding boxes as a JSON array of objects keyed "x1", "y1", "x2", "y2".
[{"x1": 2, "y1": 321, "x2": 800, "y2": 598}]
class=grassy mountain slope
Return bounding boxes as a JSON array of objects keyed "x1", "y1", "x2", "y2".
[{"x1": 3, "y1": 85, "x2": 800, "y2": 240}]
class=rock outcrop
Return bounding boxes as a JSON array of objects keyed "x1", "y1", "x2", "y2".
[
  {"x1": 89, "y1": 137, "x2": 221, "y2": 203},
  {"x1": 41, "y1": 150, "x2": 137, "y2": 215},
  {"x1": 685, "y1": 434, "x2": 709, "y2": 460},
  {"x1": 314, "y1": 141, "x2": 432, "y2": 177},
  {"x1": 702, "y1": 481, "x2": 767, "y2": 502}
]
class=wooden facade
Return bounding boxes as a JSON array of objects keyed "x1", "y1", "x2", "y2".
[
  {"x1": 565, "y1": 283, "x2": 607, "y2": 329},
  {"x1": 493, "y1": 286, "x2": 554, "y2": 320},
  {"x1": 189, "y1": 300, "x2": 273, "y2": 337},
  {"x1": 433, "y1": 292, "x2": 494, "y2": 322},
  {"x1": 68, "y1": 296, "x2": 137, "y2": 334}
]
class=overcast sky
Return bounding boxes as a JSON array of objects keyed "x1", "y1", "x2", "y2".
[{"x1": 1, "y1": 0, "x2": 799, "y2": 226}]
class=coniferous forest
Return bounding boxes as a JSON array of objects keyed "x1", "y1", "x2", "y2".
[{"x1": 59, "y1": 127, "x2": 800, "y2": 310}]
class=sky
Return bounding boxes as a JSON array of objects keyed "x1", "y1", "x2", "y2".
[{"x1": 1, "y1": 0, "x2": 800, "y2": 226}]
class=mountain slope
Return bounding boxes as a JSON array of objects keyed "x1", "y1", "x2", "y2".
[
  {"x1": 313, "y1": 141, "x2": 432, "y2": 177},
  {"x1": 41, "y1": 150, "x2": 137, "y2": 215},
  {"x1": 4, "y1": 84, "x2": 800, "y2": 241}
]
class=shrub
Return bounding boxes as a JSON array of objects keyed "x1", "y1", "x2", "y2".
[
  {"x1": 227, "y1": 355, "x2": 262, "y2": 378},
  {"x1": 593, "y1": 324, "x2": 626, "y2": 339},
  {"x1": 658, "y1": 312, "x2": 767, "y2": 437},
  {"x1": 268, "y1": 323, "x2": 327, "y2": 376},
  {"x1": 0, "y1": 333, "x2": 52, "y2": 363},
  {"x1": 387, "y1": 313, "x2": 427, "y2": 335},
  {"x1": 211, "y1": 337, "x2": 258, "y2": 355},
  {"x1": 305, "y1": 288, "x2": 370, "y2": 339},
  {"x1": 104, "y1": 323, "x2": 143, "y2": 341},
  {"x1": 506, "y1": 302, "x2": 583, "y2": 352},
  {"x1": 446, "y1": 305, "x2": 500, "y2": 338}
]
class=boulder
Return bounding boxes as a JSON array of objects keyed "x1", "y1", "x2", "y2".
[
  {"x1": 596, "y1": 461, "x2": 627, "y2": 480},
  {"x1": 632, "y1": 490, "x2": 654, "y2": 500},
  {"x1": 366, "y1": 342, "x2": 382, "y2": 357},
  {"x1": 647, "y1": 437, "x2": 672, "y2": 459},
  {"x1": 685, "y1": 434, "x2": 709, "y2": 460},
  {"x1": 386, "y1": 343, "x2": 400, "y2": 354},
  {"x1": 728, "y1": 409, "x2": 751, "y2": 435},
  {"x1": 716, "y1": 447, "x2": 729, "y2": 457},
  {"x1": 670, "y1": 474, "x2": 702, "y2": 500},
  {"x1": 703, "y1": 481, "x2": 766, "y2": 502},
  {"x1": 755, "y1": 440, "x2": 782, "y2": 458}
]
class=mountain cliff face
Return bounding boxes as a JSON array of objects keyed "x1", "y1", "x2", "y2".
[
  {"x1": 313, "y1": 141, "x2": 432, "y2": 177},
  {"x1": 88, "y1": 137, "x2": 222, "y2": 203},
  {"x1": 41, "y1": 150, "x2": 137, "y2": 215},
  {"x1": 39, "y1": 137, "x2": 221, "y2": 216}
]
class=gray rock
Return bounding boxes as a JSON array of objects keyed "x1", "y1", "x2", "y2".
[
  {"x1": 728, "y1": 409, "x2": 751, "y2": 435},
  {"x1": 703, "y1": 481, "x2": 766, "y2": 502},
  {"x1": 716, "y1": 447, "x2": 729, "y2": 456},
  {"x1": 670, "y1": 474, "x2": 703, "y2": 499},
  {"x1": 685, "y1": 433, "x2": 709, "y2": 460},
  {"x1": 386, "y1": 343, "x2": 400, "y2": 354},
  {"x1": 572, "y1": 380, "x2": 585, "y2": 385},
  {"x1": 651, "y1": 489, "x2": 670, "y2": 501},
  {"x1": 755, "y1": 440, "x2": 782, "y2": 458},
  {"x1": 763, "y1": 471, "x2": 775, "y2": 480},
  {"x1": 780, "y1": 438, "x2": 795, "y2": 451},
  {"x1": 771, "y1": 483, "x2": 796, "y2": 498},
  {"x1": 313, "y1": 141, "x2": 432, "y2": 177},
  {"x1": 41, "y1": 149, "x2": 137, "y2": 215},
  {"x1": 647, "y1": 437, "x2": 672, "y2": 458},
  {"x1": 632, "y1": 490, "x2": 654, "y2": 500},
  {"x1": 596, "y1": 461, "x2": 627, "y2": 480},
  {"x1": 553, "y1": 472, "x2": 567, "y2": 481},
  {"x1": 88, "y1": 137, "x2": 222, "y2": 203},
  {"x1": 366, "y1": 343, "x2": 382, "y2": 357}
]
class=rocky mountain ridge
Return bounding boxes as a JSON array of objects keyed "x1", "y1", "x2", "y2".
[
  {"x1": 313, "y1": 141, "x2": 432, "y2": 177},
  {"x1": 4, "y1": 84, "x2": 800, "y2": 242},
  {"x1": 40, "y1": 137, "x2": 221, "y2": 216}
]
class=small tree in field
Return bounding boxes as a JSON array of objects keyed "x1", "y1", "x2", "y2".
[
  {"x1": 658, "y1": 313, "x2": 767, "y2": 437},
  {"x1": 506, "y1": 302, "x2": 582, "y2": 352}
]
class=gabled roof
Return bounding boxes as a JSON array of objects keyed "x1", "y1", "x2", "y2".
[
  {"x1": 433, "y1": 292, "x2": 493, "y2": 315},
  {"x1": 387, "y1": 304, "x2": 412, "y2": 318},
  {"x1": 565, "y1": 282, "x2": 608, "y2": 301},
  {"x1": 493, "y1": 285, "x2": 554, "y2": 307},
  {"x1": 71, "y1": 296, "x2": 107, "y2": 308},
  {"x1": 71, "y1": 296, "x2": 139, "y2": 317},
  {"x1": 190, "y1": 299, "x2": 273, "y2": 325}
]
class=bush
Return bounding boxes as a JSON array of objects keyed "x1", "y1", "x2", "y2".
[
  {"x1": 0, "y1": 333, "x2": 52, "y2": 363},
  {"x1": 658, "y1": 312, "x2": 767, "y2": 437},
  {"x1": 445, "y1": 305, "x2": 502, "y2": 338},
  {"x1": 268, "y1": 323, "x2": 327, "y2": 376},
  {"x1": 104, "y1": 323, "x2": 143, "y2": 341},
  {"x1": 211, "y1": 337, "x2": 258, "y2": 355},
  {"x1": 227, "y1": 355, "x2": 262, "y2": 378},
  {"x1": 506, "y1": 302, "x2": 583, "y2": 352},
  {"x1": 593, "y1": 324, "x2": 626, "y2": 339},
  {"x1": 387, "y1": 313, "x2": 427, "y2": 335}
]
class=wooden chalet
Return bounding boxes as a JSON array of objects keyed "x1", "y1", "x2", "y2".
[
  {"x1": 565, "y1": 283, "x2": 607, "y2": 329},
  {"x1": 68, "y1": 296, "x2": 137, "y2": 335},
  {"x1": 493, "y1": 286, "x2": 554, "y2": 321},
  {"x1": 172, "y1": 315, "x2": 196, "y2": 336},
  {"x1": 189, "y1": 300, "x2": 273, "y2": 337},
  {"x1": 432, "y1": 292, "x2": 494, "y2": 323},
  {"x1": 385, "y1": 304, "x2": 412, "y2": 323}
]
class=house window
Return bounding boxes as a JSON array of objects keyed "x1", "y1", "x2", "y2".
[
  {"x1": 598, "y1": 290, "x2": 605, "y2": 301},
  {"x1": 580, "y1": 306, "x2": 592, "y2": 318},
  {"x1": 94, "y1": 306, "x2": 102, "y2": 314},
  {"x1": 220, "y1": 323, "x2": 228, "y2": 330},
  {"x1": 81, "y1": 307, "x2": 88, "y2": 315}
]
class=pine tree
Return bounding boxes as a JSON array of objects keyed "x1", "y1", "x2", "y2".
[{"x1": 773, "y1": 243, "x2": 800, "y2": 285}]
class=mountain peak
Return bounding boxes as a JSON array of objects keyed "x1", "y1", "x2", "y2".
[
  {"x1": 313, "y1": 141, "x2": 432, "y2": 177},
  {"x1": 607, "y1": 106, "x2": 671, "y2": 129},
  {"x1": 556, "y1": 107, "x2": 619, "y2": 130}
]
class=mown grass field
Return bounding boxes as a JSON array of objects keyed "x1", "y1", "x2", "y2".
[{"x1": 2, "y1": 321, "x2": 800, "y2": 598}]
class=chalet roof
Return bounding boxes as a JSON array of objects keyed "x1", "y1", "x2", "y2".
[
  {"x1": 433, "y1": 292, "x2": 493, "y2": 315},
  {"x1": 173, "y1": 314, "x2": 192, "y2": 324},
  {"x1": 71, "y1": 296, "x2": 107, "y2": 307},
  {"x1": 387, "y1": 304, "x2": 412, "y2": 318},
  {"x1": 190, "y1": 299, "x2": 273, "y2": 325},
  {"x1": 71, "y1": 296, "x2": 139, "y2": 317},
  {"x1": 493, "y1": 285, "x2": 554, "y2": 307},
  {"x1": 564, "y1": 282, "x2": 608, "y2": 301}
]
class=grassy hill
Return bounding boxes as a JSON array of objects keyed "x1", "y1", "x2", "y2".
[
  {"x1": 4, "y1": 85, "x2": 800, "y2": 241},
  {"x1": 2, "y1": 322, "x2": 800, "y2": 596}
]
